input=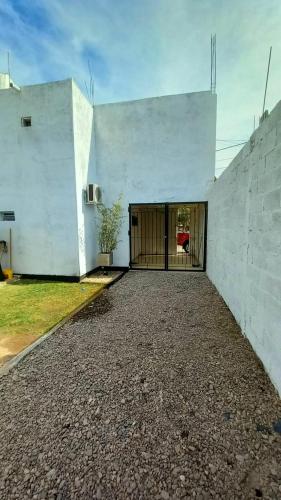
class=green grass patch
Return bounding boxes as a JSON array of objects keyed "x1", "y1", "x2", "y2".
[{"x1": 0, "y1": 280, "x2": 103, "y2": 337}]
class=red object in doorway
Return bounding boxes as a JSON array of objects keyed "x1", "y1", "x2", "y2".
[{"x1": 177, "y1": 231, "x2": 190, "y2": 246}]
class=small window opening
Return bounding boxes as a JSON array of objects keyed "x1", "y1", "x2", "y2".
[
  {"x1": 0, "y1": 211, "x2": 15, "y2": 221},
  {"x1": 21, "y1": 116, "x2": 32, "y2": 127}
]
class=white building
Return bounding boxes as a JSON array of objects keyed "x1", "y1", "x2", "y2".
[{"x1": 0, "y1": 75, "x2": 216, "y2": 278}]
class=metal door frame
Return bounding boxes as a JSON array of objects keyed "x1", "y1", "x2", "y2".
[{"x1": 128, "y1": 201, "x2": 208, "y2": 272}]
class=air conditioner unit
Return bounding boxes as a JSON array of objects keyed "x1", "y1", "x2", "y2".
[{"x1": 86, "y1": 184, "x2": 102, "y2": 205}]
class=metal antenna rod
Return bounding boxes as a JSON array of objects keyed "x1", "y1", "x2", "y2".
[
  {"x1": 7, "y1": 51, "x2": 10, "y2": 82},
  {"x1": 262, "y1": 46, "x2": 272, "y2": 116},
  {"x1": 210, "y1": 35, "x2": 213, "y2": 91},
  {"x1": 210, "y1": 34, "x2": 216, "y2": 94},
  {"x1": 214, "y1": 35, "x2": 217, "y2": 94}
]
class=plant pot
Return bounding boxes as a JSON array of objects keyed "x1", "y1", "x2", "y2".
[{"x1": 97, "y1": 252, "x2": 113, "y2": 267}]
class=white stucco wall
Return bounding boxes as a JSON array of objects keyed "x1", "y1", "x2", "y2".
[
  {"x1": 94, "y1": 91, "x2": 217, "y2": 266},
  {"x1": 0, "y1": 80, "x2": 216, "y2": 276},
  {"x1": 207, "y1": 100, "x2": 281, "y2": 395},
  {"x1": 72, "y1": 81, "x2": 97, "y2": 276},
  {"x1": 0, "y1": 80, "x2": 80, "y2": 276}
]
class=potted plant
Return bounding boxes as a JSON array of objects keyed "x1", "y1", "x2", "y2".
[{"x1": 96, "y1": 196, "x2": 123, "y2": 267}]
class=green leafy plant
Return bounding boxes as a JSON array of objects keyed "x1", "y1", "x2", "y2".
[
  {"x1": 177, "y1": 207, "x2": 190, "y2": 231},
  {"x1": 97, "y1": 196, "x2": 123, "y2": 253}
]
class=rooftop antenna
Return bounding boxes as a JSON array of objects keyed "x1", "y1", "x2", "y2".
[
  {"x1": 7, "y1": 51, "x2": 10, "y2": 84},
  {"x1": 262, "y1": 46, "x2": 272, "y2": 116},
  {"x1": 210, "y1": 34, "x2": 216, "y2": 94}
]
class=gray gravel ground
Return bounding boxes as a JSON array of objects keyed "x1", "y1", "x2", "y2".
[{"x1": 0, "y1": 271, "x2": 281, "y2": 500}]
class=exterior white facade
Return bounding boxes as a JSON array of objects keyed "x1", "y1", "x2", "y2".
[
  {"x1": 94, "y1": 92, "x2": 216, "y2": 266},
  {"x1": 0, "y1": 79, "x2": 79, "y2": 276},
  {"x1": 0, "y1": 76, "x2": 217, "y2": 276}
]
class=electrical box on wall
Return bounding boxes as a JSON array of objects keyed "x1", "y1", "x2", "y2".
[{"x1": 85, "y1": 184, "x2": 102, "y2": 205}]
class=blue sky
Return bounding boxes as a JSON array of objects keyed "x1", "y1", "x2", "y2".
[{"x1": 1, "y1": 0, "x2": 280, "y2": 174}]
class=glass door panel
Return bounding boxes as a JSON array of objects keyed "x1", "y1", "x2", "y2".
[
  {"x1": 167, "y1": 204, "x2": 205, "y2": 270},
  {"x1": 130, "y1": 203, "x2": 206, "y2": 271},
  {"x1": 130, "y1": 204, "x2": 165, "y2": 269}
]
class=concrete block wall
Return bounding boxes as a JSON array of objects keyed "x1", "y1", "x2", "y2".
[{"x1": 207, "y1": 100, "x2": 281, "y2": 395}]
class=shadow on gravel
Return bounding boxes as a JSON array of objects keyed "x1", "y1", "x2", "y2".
[{"x1": 70, "y1": 294, "x2": 112, "y2": 323}]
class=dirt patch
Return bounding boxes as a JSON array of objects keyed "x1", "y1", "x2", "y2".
[
  {"x1": 70, "y1": 293, "x2": 112, "y2": 322},
  {"x1": 0, "y1": 332, "x2": 39, "y2": 366}
]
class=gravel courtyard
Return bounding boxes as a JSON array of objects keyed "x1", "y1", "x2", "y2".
[{"x1": 0, "y1": 271, "x2": 280, "y2": 499}]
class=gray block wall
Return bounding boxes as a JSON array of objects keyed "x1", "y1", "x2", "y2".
[{"x1": 207, "y1": 100, "x2": 281, "y2": 395}]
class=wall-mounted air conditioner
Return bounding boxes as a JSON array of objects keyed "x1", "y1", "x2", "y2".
[{"x1": 86, "y1": 184, "x2": 102, "y2": 205}]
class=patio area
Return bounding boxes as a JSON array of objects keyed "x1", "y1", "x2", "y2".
[{"x1": 0, "y1": 271, "x2": 280, "y2": 499}]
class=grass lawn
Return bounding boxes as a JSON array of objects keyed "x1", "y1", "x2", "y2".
[{"x1": 0, "y1": 280, "x2": 104, "y2": 366}]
